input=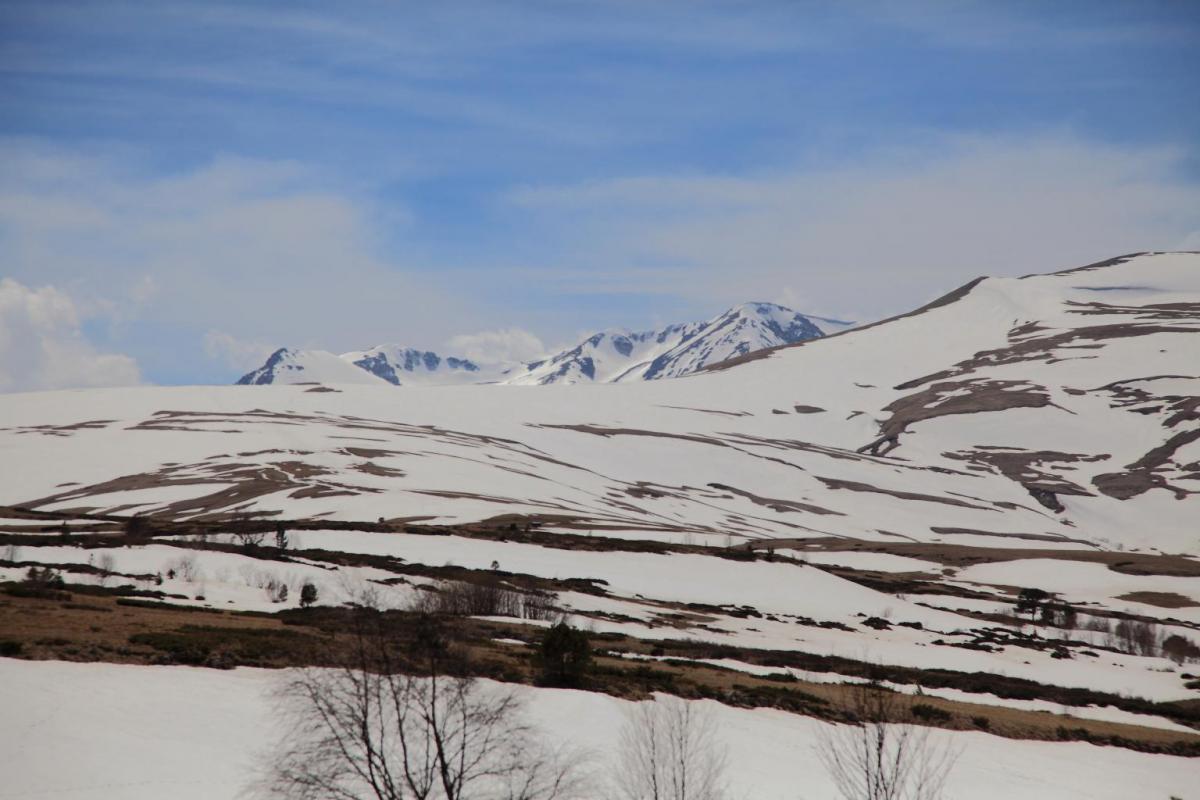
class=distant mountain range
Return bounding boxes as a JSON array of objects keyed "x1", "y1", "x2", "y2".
[{"x1": 235, "y1": 302, "x2": 852, "y2": 387}]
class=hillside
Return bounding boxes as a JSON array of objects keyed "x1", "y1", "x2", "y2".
[
  {"x1": 2, "y1": 252, "x2": 1198, "y2": 799},
  {"x1": 12, "y1": 252, "x2": 1196, "y2": 550}
]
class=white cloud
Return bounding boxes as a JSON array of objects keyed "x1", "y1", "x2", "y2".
[
  {"x1": 202, "y1": 330, "x2": 275, "y2": 371},
  {"x1": 0, "y1": 278, "x2": 141, "y2": 392},
  {"x1": 446, "y1": 328, "x2": 546, "y2": 364},
  {"x1": 505, "y1": 135, "x2": 1200, "y2": 322},
  {"x1": 0, "y1": 143, "x2": 478, "y2": 361}
]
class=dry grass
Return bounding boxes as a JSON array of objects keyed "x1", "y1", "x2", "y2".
[
  {"x1": 0, "y1": 589, "x2": 319, "y2": 665},
  {"x1": 3, "y1": 588, "x2": 1197, "y2": 756},
  {"x1": 1115, "y1": 591, "x2": 1200, "y2": 609},
  {"x1": 765, "y1": 536, "x2": 1200, "y2": 577}
]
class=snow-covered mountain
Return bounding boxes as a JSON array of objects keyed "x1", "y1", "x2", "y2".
[
  {"x1": 5, "y1": 253, "x2": 1200, "y2": 800},
  {"x1": 509, "y1": 302, "x2": 849, "y2": 385},
  {"x1": 16, "y1": 251, "x2": 1197, "y2": 551},
  {"x1": 235, "y1": 347, "x2": 391, "y2": 386},
  {"x1": 234, "y1": 302, "x2": 847, "y2": 386},
  {"x1": 344, "y1": 345, "x2": 488, "y2": 386},
  {"x1": 237, "y1": 345, "x2": 504, "y2": 387}
]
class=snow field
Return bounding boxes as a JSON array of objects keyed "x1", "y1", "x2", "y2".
[{"x1": 1, "y1": 658, "x2": 1196, "y2": 800}]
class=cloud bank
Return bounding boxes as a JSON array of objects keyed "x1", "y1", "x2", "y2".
[
  {"x1": 0, "y1": 278, "x2": 140, "y2": 392},
  {"x1": 506, "y1": 136, "x2": 1200, "y2": 322},
  {"x1": 445, "y1": 328, "x2": 547, "y2": 364}
]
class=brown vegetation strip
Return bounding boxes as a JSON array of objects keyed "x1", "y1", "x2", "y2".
[
  {"x1": 751, "y1": 537, "x2": 1200, "y2": 577},
  {"x1": 1115, "y1": 592, "x2": 1200, "y2": 609},
  {"x1": 2, "y1": 590, "x2": 1197, "y2": 756},
  {"x1": 815, "y1": 477, "x2": 993, "y2": 510}
]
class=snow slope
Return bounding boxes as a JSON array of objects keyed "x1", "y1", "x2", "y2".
[
  {"x1": 8, "y1": 253, "x2": 1196, "y2": 551},
  {"x1": 1, "y1": 658, "x2": 1195, "y2": 800},
  {"x1": 3, "y1": 252, "x2": 1199, "y2": 713}
]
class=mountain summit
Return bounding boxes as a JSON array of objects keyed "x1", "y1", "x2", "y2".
[
  {"x1": 508, "y1": 302, "x2": 850, "y2": 385},
  {"x1": 235, "y1": 302, "x2": 848, "y2": 386}
]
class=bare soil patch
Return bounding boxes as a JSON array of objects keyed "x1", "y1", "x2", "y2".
[{"x1": 1116, "y1": 591, "x2": 1200, "y2": 609}]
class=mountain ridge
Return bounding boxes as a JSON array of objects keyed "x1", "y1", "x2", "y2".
[{"x1": 235, "y1": 301, "x2": 847, "y2": 387}]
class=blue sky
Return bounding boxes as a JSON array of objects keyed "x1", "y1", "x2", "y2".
[{"x1": 1, "y1": 1, "x2": 1198, "y2": 388}]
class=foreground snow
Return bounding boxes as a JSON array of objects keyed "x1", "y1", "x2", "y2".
[{"x1": 0, "y1": 658, "x2": 1195, "y2": 800}]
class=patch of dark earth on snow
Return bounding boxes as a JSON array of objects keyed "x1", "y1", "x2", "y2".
[
  {"x1": 1114, "y1": 592, "x2": 1199, "y2": 609},
  {"x1": 876, "y1": 379, "x2": 1052, "y2": 440},
  {"x1": 1065, "y1": 300, "x2": 1200, "y2": 322},
  {"x1": 760, "y1": 537, "x2": 1200, "y2": 577},
  {"x1": 1026, "y1": 252, "x2": 1145, "y2": 278},
  {"x1": 6, "y1": 419, "x2": 118, "y2": 436},
  {"x1": 17, "y1": 460, "x2": 377, "y2": 519},
  {"x1": 534, "y1": 424, "x2": 730, "y2": 448},
  {"x1": 657, "y1": 405, "x2": 752, "y2": 417},
  {"x1": 706, "y1": 483, "x2": 843, "y2": 516},
  {"x1": 894, "y1": 322, "x2": 1196, "y2": 393},
  {"x1": 351, "y1": 462, "x2": 406, "y2": 478},
  {"x1": 815, "y1": 477, "x2": 994, "y2": 510},
  {"x1": 942, "y1": 448, "x2": 1106, "y2": 498},
  {"x1": 929, "y1": 527, "x2": 1096, "y2": 546},
  {"x1": 1095, "y1": 377, "x2": 1200, "y2": 428},
  {"x1": 1092, "y1": 426, "x2": 1200, "y2": 500}
]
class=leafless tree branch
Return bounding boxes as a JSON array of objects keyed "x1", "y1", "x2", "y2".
[
  {"x1": 250, "y1": 608, "x2": 588, "y2": 800},
  {"x1": 613, "y1": 695, "x2": 728, "y2": 800},
  {"x1": 816, "y1": 678, "x2": 960, "y2": 800}
]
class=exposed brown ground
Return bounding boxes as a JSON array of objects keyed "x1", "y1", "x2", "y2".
[
  {"x1": 757, "y1": 537, "x2": 1200, "y2": 577},
  {"x1": 2, "y1": 588, "x2": 1197, "y2": 755},
  {"x1": 1116, "y1": 591, "x2": 1200, "y2": 609}
]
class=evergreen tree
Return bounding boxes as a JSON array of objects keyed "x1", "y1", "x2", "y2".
[{"x1": 537, "y1": 621, "x2": 591, "y2": 688}]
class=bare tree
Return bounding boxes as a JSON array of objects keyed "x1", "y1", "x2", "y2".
[
  {"x1": 613, "y1": 695, "x2": 727, "y2": 800},
  {"x1": 1113, "y1": 618, "x2": 1159, "y2": 657},
  {"x1": 97, "y1": 553, "x2": 116, "y2": 585},
  {"x1": 233, "y1": 529, "x2": 267, "y2": 552},
  {"x1": 253, "y1": 610, "x2": 586, "y2": 800},
  {"x1": 816, "y1": 679, "x2": 960, "y2": 800}
]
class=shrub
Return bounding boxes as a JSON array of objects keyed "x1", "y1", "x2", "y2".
[
  {"x1": 1059, "y1": 605, "x2": 1078, "y2": 630},
  {"x1": 1162, "y1": 634, "x2": 1200, "y2": 665},
  {"x1": 265, "y1": 579, "x2": 288, "y2": 603},
  {"x1": 164, "y1": 555, "x2": 200, "y2": 583},
  {"x1": 0, "y1": 640, "x2": 22, "y2": 656},
  {"x1": 536, "y1": 621, "x2": 592, "y2": 688},
  {"x1": 520, "y1": 587, "x2": 558, "y2": 621},
  {"x1": 971, "y1": 715, "x2": 990, "y2": 730},
  {"x1": 420, "y1": 580, "x2": 556, "y2": 620},
  {"x1": 124, "y1": 514, "x2": 150, "y2": 540},
  {"x1": 1114, "y1": 618, "x2": 1159, "y2": 656},
  {"x1": 9, "y1": 567, "x2": 69, "y2": 599},
  {"x1": 299, "y1": 581, "x2": 318, "y2": 608},
  {"x1": 1015, "y1": 587, "x2": 1050, "y2": 621},
  {"x1": 910, "y1": 703, "x2": 952, "y2": 723},
  {"x1": 233, "y1": 530, "x2": 266, "y2": 552},
  {"x1": 25, "y1": 566, "x2": 63, "y2": 586}
]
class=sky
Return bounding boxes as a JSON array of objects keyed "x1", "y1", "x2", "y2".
[{"x1": 1, "y1": 0, "x2": 1198, "y2": 389}]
